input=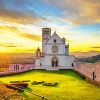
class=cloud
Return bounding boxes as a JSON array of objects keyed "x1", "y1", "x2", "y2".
[
  {"x1": 0, "y1": 0, "x2": 45, "y2": 24},
  {"x1": 91, "y1": 46, "x2": 100, "y2": 49},
  {"x1": 0, "y1": 26, "x2": 41, "y2": 41},
  {"x1": 42, "y1": 0, "x2": 100, "y2": 25},
  {"x1": 4, "y1": 43, "x2": 19, "y2": 47},
  {"x1": 0, "y1": 43, "x2": 22, "y2": 47},
  {"x1": 0, "y1": 0, "x2": 100, "y2": 25},
  {"x1": 16, "y1": 30, "x2": 42, "y2": 41},
  {"x1": 0, "y1": 8, "x2": 42, "y2": 24}
]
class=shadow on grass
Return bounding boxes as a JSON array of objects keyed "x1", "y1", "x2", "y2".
[
  {"x1": 0, "y1": 69, "x2": 84, "y2": 80},
  {"x1": 36, "y1": 69, "x2": 83, "y2": 79},
  {"x1": 19, "y1": 91, "x2": 29, "y2": 99},
  {"x1": 19, "y1": 87, "x2": 33, "y2": 99},
  {"x1": 24, "y1": 87, "x2": 33, "y2": 92}
]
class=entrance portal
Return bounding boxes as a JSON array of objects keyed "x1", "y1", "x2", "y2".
[{"x1": 51, "y1": 57, "x2": 59, "y2": 67}]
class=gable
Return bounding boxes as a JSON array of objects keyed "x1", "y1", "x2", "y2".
[{"x1": 46, "y1": 33, "x2": 64, "y2": 44}]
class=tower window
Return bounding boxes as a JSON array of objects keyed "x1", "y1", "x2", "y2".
[
  {"x1": 45, "y1": 31, "x2": 49, "y2": 34},
  {"x1": 54, "y1": 39, "x2": 56, "y2": 43}
]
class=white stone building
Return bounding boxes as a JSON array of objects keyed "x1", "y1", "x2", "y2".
[{"x1": 35, "y1": 28, "x2": 74, "y2": 70}]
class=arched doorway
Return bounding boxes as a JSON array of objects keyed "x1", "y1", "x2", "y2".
[{"x1": 51, "y1": 57, "x2": 59, "y2": 67}]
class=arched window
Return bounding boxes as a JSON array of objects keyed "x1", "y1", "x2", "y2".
[
  {"x1": 55, "y1": 60, "x2": 58, "y2": 67},
  {"x1": 40, "y1": 63, "x2": 42, "y2": 66},
  {"x1": 16, "y1": 64, "x2": 17, "y2": 70},
  {"x1": 14, "y1": 65, "x2": 15, "y2": 70},
  {"x1": 17, "y1": 65, "x2": 19, "y2": 70},
  {"x1": 72, "y1": 63, "x2": 74, "y2": 67},
  {"x1": 51, "y1": 57, "x2": 59, "y2": 67},
  {"x1": 52, "y1": 60, "x2": 55, "y2": 67}
]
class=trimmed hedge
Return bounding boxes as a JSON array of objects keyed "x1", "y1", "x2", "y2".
[
  {"x1": 16, "y1": 83, "x2": 28, "y2": 88},
  {"x1": 10, "y1": 81, "x2": 20, "y2": 83},
  {"x1": 10, "y1": 82, "x2": 28, "y2": 88},
  {"x1": 5, "y1": 84, "x2": 24, "y2": 92},
  {"x1": 31, "y1": 81, "x2": 59, "y2": 87},
  {"x1": 22, "y1": 80, "x2": 30, "y2": 82},
  {"x1": 10, "y1": 80, "x2": 30, "y2": 83},
  {"x1": 85, "y1": 77, "x2": 100, "y2": 86},
  {"x1": 31, "y1": 81, "x2": 44, "y2": 85},
  {"x1": 43, "y1": 82, "x2": 58, "y2": 87}
]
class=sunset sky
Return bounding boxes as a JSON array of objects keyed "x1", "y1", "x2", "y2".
[{"x1": 0, "y1": 0, "x2": 100, "y2": 53}]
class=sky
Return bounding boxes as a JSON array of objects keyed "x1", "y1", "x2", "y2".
[{"x1": 0, "y1": 0, "x2": 100, "y2": 53}]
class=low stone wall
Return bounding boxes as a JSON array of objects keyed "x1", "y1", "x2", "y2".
[
  {"x1": 0, "y1": 69, "x2": 34, "y2": 76},
  {"x1": 74, "y1": 62, "x2": 100, "y2": 85},
  {"x1": 85, "y1": 77, "x2": 100, "y2": 86}
]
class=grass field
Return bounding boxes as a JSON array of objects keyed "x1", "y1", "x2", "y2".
[{"x1": 0, "y1": 70, "x2": 100, "y2": 100}]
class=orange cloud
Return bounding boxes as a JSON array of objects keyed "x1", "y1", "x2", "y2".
[
  {"x1": 0, "y1": 26, "x2": 41, "y2": 41},
  {"x1": 0, "y1": 26, "x2": 42, "y2": 53},
  {"x1": 0, "y1": 8, "x2": 42, "y2": 24},
  {"x1": 0, "y1": 43, "x2": 22, "y2": 47},
  {"x1": 44, "y1": 0, "x2": 100, "y2": 25},
  {"x1": 91, "y1": 46, "x2": 100, "y2": 49}
]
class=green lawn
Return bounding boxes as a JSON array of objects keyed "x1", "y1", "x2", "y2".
[{"x1": 0, "y1": 70, "x2": 100, "y2": 100}]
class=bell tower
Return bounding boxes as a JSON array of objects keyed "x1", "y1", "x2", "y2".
[{"x1": 42, "y1": 28, "x2": 51, "y2": 53}]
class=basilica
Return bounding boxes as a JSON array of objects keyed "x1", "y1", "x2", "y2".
[{"x1": 34, "y1": 28, "x2": 74, "y2": 70}]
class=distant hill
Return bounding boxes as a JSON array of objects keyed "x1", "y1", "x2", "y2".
[
  {"x1": 76, "y1": 54, "x2": 100, "y2": 63},
  {"x1": 71, "y1": 51, "x2": 100, "y2": 58},
  {"x1": 0, "y1": 53, "x2": 35, "y2": 63}
]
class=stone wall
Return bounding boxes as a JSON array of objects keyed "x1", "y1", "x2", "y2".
[{"x1": 74, "y1": 62, "x2": 100, "y2": 82}]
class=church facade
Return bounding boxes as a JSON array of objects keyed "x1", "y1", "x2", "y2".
[{"x1": 35, "y1": 28, "x2": 74, "y2": 70}]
